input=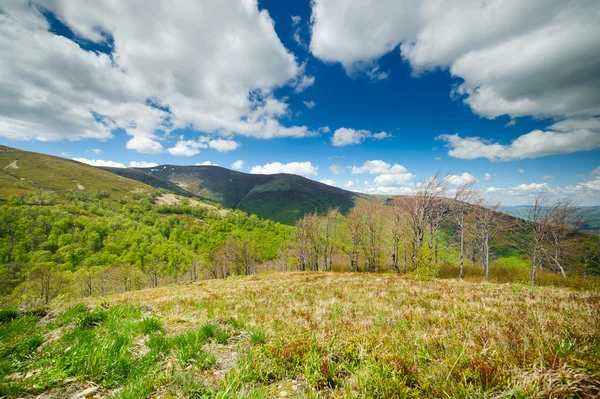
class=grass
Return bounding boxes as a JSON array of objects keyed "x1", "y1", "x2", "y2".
[
  {"x1": 0, "y1": 145, "x2": 152, "y2": 201},
  {"x1": 1, "y1": 272, "x2": 599, "y2": 398}
]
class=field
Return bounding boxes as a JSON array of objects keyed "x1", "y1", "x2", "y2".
[{"x1": 1, "y1": 272, "x2": 599, "y2": 398}]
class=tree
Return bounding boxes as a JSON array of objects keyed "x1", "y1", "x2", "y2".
[
  {"x1": 470, "y1": 202, "x2": 503, "y2": 279},
  {"x1": 321, "y1": 208, "x2": 339, "y2": 272},
  {"x1": 523, "y1": 196, "x2": 587, "y2": 285},
  {"x1": 451, "y1": 179, "x2": 478, "y2": 278},
  {"x1": 345, "y1": 203, "x2": 366, "y2": 272}
]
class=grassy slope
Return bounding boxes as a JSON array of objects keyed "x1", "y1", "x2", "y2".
[
  {"x1": 2, "y1": 272, "x2": 599, "y2": 398},
  {"x1": 105, "y1": 165, "x2": 362, "y2": 225},
  {"x1": 0, "y1": 145, "x2": 152, "y2": 201}
]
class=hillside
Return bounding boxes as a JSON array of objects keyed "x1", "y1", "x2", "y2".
[
  {"x1": 105, "y1": 165, "x2": 363, "y2": 225},
  {"x1": 500, "y1": 205, "x2": 600, "y2": 231},
  {"x1": 1, "y1": 272, "x2": 599, "y2": 398},
  {"x1": 0, "y1": 145, "x2": 152, "y2": 201}
]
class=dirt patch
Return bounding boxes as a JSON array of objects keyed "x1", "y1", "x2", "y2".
[{"x1": 3, "y1": 160, "x2": 19, "y2": 170}]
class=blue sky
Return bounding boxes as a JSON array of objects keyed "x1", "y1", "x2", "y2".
[{"x1": 0, "y1": 0, "x2": 599, "y2": 205}]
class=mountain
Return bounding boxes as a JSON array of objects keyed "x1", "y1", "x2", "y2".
[
  {"x1": 104, "y1": 165, "x2": 364, "y2": 225},
  {"x1": 0, "y1": 145, "x2": 153, "y2": 201},
  {"x1": 499, "y1": 205, "x2": 600, "y2": 231}
]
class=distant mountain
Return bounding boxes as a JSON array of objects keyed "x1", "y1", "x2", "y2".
[
  {"x1": 0, "y1": 145, "x2": 152, "y2": 200},
  {"x1": 499, "y1": 205, "x2": 600, "y2": 231},
  {"x1": 104, "y1": 165, "x2": 365, "y2": 224}
]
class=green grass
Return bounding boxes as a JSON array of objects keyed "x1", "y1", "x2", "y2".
[
  {"x1": 1, "y1": 272, "x2": 598, "y2": 398},
  {"x1": 0, "y1": 145, "x2": 152, "y2": 201}
]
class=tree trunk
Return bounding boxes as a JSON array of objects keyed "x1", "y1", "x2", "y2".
[{"x1": 459, "y1": 223, "x2": 464, "y2": 279}]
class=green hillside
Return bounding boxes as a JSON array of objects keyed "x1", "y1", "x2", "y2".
[
  {"x1": 105, "y1": 165, "x2": 364, "y2": 224},
  {"x1": 0, "y1": 146, "x2": 152, "y2": 201}
]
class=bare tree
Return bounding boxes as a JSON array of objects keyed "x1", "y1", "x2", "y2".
[
  {"x1": 523, "y1": 196, "x2": 586, "y2": 285},
  {"x1": 451, "y1": 179, "x2": 478, "y2": 278},
  {"x1": 361, "y1": 200, "x2": 387, "y2": 272},
  {"x1": 321, "y1": 208, "x2": 339, "y2": 272},
  {"x1": 404, "y1": 172, "x2": 447, "y2": 270},
  {"x1": 470, "y1": 202, "x2": 504, "y2": 279},
  {"x1": 345, "y1": 204, "x2": 366, "y2": 272}
]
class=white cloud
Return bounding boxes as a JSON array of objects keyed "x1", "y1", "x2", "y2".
[
  {"x1": 196, "y1": 161, "x2": 217, "y2": 166},
  {"x1": 344, "y1": 181, "x2": 354, "y2": 188},
  {"x1": 167, "y1": 140, "x2": 205, "y2": 157},
  {"x1": 231, "y1": 160, "x2": 245, "y2": 170},
  {"x1": 126, "y1": 136, "x2": 164, "y2": 154},
  {"x1": 374, "y1": 173, "x2": 414, "y2": 186},
  {"x1": 351, "y1": 160, "x2": 407, "y2": 175},
  {"x1": 518, "y1": 169, "x2": 525, "y2": 174},
  {"x1": 438, "y1": 127, "x2": 600, "y2": 161},
  {"x1": 293, "y1": 73, "x2": 315, "y2": 93},
  {"x1": 291, "y1": 15, "x2": 301, "y2": 26},
  {"x1": 320, "y1": 179, "x2": 336, "y2": 186},
  {"x1": 73, "y1": 157, "x2": 125, "y2": 168},
  {"x1": 0, "y1": 0, "x2": 312, "y2": 151},
  {"x1": 168, "y1": 137, "x2": 239, "y2": 156},
  {"x1": 542, "y1": 175, "x2": 556, "y2": 180},
  {"x1": 446, "y1": 172, "x2": 478, "y2": 186},
  {"x1": 580, "y1": 177, "x2": 600, "y2": 191},
  {"x1": 309, "y1": 1, "x2": 600, "y2": 120},
  {"x1": 303, "y1": 100, "x2": 317, "y2": 109},
  {"x1": 591, "y1": 167, "x2": 600, "y2": 175},
  {"x1": 250, "y1": 161, "x2": 318, "y2": 177},
  {"x1": 208, "y1": 138, "x2": 240, "y2": 152},
  {"x1": 511, "y1": 182, "x2": 551, "y2": 194},
  {"x1": 331, "y1": 128, "x2": 392, "y2": 146},
  {"x1": 61, "y1": 152, "x2": 70, "y2": 157},
  {"x1": 129, "y1": 161, "x2": 158, "y2": 168},
  {"x1": 329, "y1": 164, "x2": 342, "y2": 174},
  {"x1": 91, "y1": 148, "x2": 102, "y2": 154},
  {"x1": 364, "y1": 186, "x2": 415, "y2": 195},
  {"x1": 484, "y1": 173, "x2": 491, "y2": 181}
]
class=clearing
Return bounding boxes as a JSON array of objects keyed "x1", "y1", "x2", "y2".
[{"x1": 1, "y1": 272, "x2": 599, "y2": 398}]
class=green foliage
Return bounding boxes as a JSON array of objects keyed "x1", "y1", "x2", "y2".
[{"x1": 0, "y1": 189, "x2": 292, "y2": 305}]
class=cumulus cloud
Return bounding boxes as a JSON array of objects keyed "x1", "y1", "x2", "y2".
[
  {"x1": 303, "y1": 101, "x2": 317, "y2": 109},
  {"x1": 344, "y1": 181, "x2": 354, "y2": 188},
  {"x1": 196, "y1": 161, "x2": 217, "y2": 166},
  {"x1": 329, "y1": 164, "x2": 342, "y2": 174},
  {"x1": 364, "y1": 186, "x2": 415, "y2": 195},
  {"x1": 319, "y1": 179, "x2": 336, "y2": 186},
  {"x1": 91, "y1": 148, "x2": 102, "y2": 154},
  {"x1": 167, "y1": 137, "x2": 239, "y2": 156},
  {"x1": 331, "y1": 128, "x2": 392, "y2": 146},
  {"x1": 591, "y1": 167, "x2": 600, "y2": 175},
  {"x1": 73, "y1": 157, "x2": 125, "y2": 168},
  {"x1": 231, "y1": 160, "x2": 245, "y2": 170},
  {"x1": 309, "y1": 1, "x2": 600, "y2": 120},
  {"x1": 250, "y1": 161, "x2": 318, "y2": 177},
  {"x1": 167, "y1": 140, "x2": 205, "y2": 157},
  {"x1": 130, "y1": 161, "x2": 158, "y2": 168},
  {"x1": 446, "y1": 172, "x2": 478, "y2": 186},
  {"x1": 438, "y1": 126, "x2": 600, "y2": 161},
  {"x1": 484, "y1": 173, "x2": 491, "y2": 181},
  {"x1": 0, "y1": 1, "x2": 312, "y2": 151},
  {"x1": 207, "y1": 138, "x2": 240, "y2": 152},
  {"x1": 351, "y1": 160, "x2": 407, "y2": 175}
]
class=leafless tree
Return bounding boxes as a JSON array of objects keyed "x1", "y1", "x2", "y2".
[
  {"x1": 345, "y1": 204, "x2": 366, "y2": 272},
  {"x1": 321, "y1": 208, "x2": 339, "y2": 271},
  {"x1": 451, "y1": 179, "x2": 478, "y2": 278}
]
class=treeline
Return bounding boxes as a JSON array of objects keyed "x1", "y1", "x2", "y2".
[
  {"x1": 0, "y1": 190, "x2": 292, "y2": 306},
  {"x1": 282, "y1": 174, "x2": 599, "y2": 283}
]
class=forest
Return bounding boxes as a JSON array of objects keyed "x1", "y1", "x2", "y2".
[{"x1": 1, "y1": 173, "x2": 599, "y2": 308}]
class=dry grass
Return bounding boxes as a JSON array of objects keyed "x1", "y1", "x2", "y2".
[{"x1": 85, "y1": 271, "x2": 600, "y2": 398}]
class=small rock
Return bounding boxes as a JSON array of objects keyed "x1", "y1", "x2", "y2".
[{"x1": 72, "y1": 386, "x2": 98, "y2": 399}]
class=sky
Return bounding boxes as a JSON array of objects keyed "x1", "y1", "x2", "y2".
[{"x1": 0, "y1": 0, "x2": 599, "y2": 205}]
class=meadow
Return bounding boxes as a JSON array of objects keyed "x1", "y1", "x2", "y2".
[{"x1": 1, "y1": 272, "x2": 599, "y2": 398}]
